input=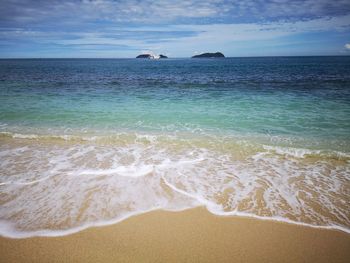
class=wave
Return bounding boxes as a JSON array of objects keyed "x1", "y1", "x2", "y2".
[
  {"x1": 0, "y1": 130, "x2": 349, "y2": 238},
  {"x1": 1, "y1": 130, "x2": 349, "y2": 161},
  {"x1": 1, "y1": 170, "x2": 349, "y2": 238},
  {"x1": 0, "y1": 131, "x2": 98, "y2": 142},
  {"x1": 1, "y1": 205, "x2": 349, "y2": 239},
  {"x1": 262, "y1": 145, "x2": 350, "y2": 160}
]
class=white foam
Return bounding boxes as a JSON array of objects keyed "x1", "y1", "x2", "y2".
[
  {"x1": 0, "y1": 174, "x2": 58, "y2": 186},
  {"x1": 0, "y1": 133, "x2": 349, "y2": 238},
  {"x1": 263, "y1": 145, "x2": 350, "y2": 159},
  {"x1": 75, "y1": 165, "x2": 154, "y2": 177}
]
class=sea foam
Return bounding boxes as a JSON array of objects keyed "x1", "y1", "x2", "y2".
[{"x1": 0, "y1": 133, "x2": 349, "y2": 238}]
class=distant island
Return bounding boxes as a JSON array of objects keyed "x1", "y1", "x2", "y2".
[
  {"x1": 136, "y1": 54, "x2": 168, "y2": 59},
  {"x1": 192, "y1": 52, "x2": 225, "y2": 58},
  {"x1": 135, "y1": 52, "x2": 225, "y2": 59},
  {"x1": 136, "y1": 54, "x2": 153, "y2": 59}
]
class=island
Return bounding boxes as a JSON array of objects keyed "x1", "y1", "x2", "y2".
[
  {"x1": 192, "y1": 52, "x2": 225, "y2": 58},
  {"x1": 136, "y1": 54, "x2": 168, "y2": 59},
  {"x1": 136, "y1": 54, "x2": 153, "y2": 59}
]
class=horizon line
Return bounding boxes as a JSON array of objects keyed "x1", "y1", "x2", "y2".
[{"x1": 1, "y1": 55, "x2": 350, "y2": 59}]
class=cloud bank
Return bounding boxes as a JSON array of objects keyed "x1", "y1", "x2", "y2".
[{"x1": 0, "y1": 0, "x2": 350, "y2": 57}]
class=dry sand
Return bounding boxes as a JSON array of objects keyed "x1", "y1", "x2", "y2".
[{"x1": 0, "y1": 207, "x2": 349, "y2": 263}]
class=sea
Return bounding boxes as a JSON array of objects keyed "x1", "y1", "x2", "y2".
[{"x1": 0, "y1": 57, "x2": 349, "y2": 237}]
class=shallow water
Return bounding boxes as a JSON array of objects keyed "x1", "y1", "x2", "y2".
[{"x1": 0, "y1": 57, "x2": 349, "y2": 237}]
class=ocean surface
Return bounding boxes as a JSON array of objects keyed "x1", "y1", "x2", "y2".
[{"x1": 0, "y1": 57, "x2": 349, "y2": 237}]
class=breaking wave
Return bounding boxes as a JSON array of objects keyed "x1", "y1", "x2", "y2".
[{"x1": 0, "y1": 130, "x2": 349, "y2": 238}]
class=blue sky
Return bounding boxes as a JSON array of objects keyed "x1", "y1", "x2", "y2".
[{"x1": 0, "y1": 0, "x2": 350, "y2": 58}]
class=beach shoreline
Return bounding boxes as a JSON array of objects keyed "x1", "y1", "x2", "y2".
[{"x1": 0, "y1": 207, "x2": 349, "y2": 263}]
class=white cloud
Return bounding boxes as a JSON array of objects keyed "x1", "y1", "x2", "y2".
[
  {"x1": 0, "y1": 0, "x2": 227, "y2": 25},
  {"x1": 3, "y1": 14, "x2": 350, "y2": 57},
  {"x1": 134, "y1": 14, "x2": 350, "y2": 56},
  {"x1": 1, "y1": 4, "x2": 350, "y2": 57},
  {"x1": 2, "y1": 0, "x2": 350, "y2": 26},
  {"x1": 132, "y1": 14, "x2": 350, "y2": 50}
]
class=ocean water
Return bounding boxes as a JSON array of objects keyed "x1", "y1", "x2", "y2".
[{"x1": 0, "y1": 57, "x2": 349, "y2": 237}]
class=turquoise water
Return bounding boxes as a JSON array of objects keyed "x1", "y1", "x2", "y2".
[
  {"x1": 1, "y1": 58, "x2": 350, "y2": 140},
  {"x1": 0, "y1": 57, "x2": 349, "y2": 237}
]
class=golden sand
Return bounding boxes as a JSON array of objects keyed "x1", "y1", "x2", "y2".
[{"x1": 0, "y1": 208, "x2": 349, "y2": 263}]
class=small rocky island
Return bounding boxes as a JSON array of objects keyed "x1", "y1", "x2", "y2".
[
  {"x1": 136, "y1": 54, "x2": 168, "y2": 59},
  {"x1": 136, "y1": 54, "x2": 153, "y2": 59},
  {"x1": 192, "y1": 52, "x2": 225, "y2": 58}
]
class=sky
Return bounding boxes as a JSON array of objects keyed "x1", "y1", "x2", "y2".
[{"x1": 0, "y1": 0, "x2": 350, "y2": 58}]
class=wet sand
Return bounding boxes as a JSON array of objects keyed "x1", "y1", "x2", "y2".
[{"x1": 0, "y1": 207, "x2": 349, "y2": 263}]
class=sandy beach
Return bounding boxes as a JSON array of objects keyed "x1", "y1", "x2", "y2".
[
  {"x1": 1, "y1": 1, "x2": 350, "y2": 262},
  {"x1": 0, "y1": 207, "x2": 349, "y2": 263}
]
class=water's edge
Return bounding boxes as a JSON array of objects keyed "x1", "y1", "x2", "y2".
[{"x1": 1, "y1": 206, "x2": 349, "y2": 239}]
